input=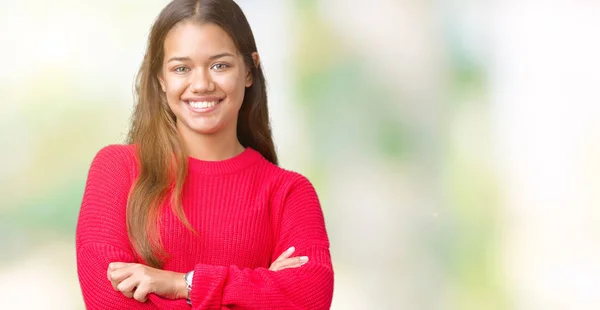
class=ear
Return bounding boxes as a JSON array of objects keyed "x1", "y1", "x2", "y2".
[
  {"x1": 158, "y1": 71, "x2": 166, "y2": 92},
  {"x1": 245, "y1": 52, "x2": 260, "y2": 88}
]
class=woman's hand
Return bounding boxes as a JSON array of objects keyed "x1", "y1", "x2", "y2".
[
  {"x1": 269, "y1": 246, "x2": 309, "y2": 271},
  {"x1": 106, "y1": 247, "x2": 306, "y2": 302},
  {"x1": 107, "y1": 262, "x2": 187, "y2": 302}
]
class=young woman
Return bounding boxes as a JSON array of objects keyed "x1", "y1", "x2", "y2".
[{"x1": 75, "y1": 0, "x2": 334, "y2": 309}]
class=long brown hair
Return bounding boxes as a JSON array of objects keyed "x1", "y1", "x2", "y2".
[{"x1": 126, "y1": 0, "x2": 277, "y2": 268}]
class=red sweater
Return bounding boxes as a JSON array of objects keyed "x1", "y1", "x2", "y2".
[{"x1": 76, "y1": 145, "x2": 334, "y2": 309}]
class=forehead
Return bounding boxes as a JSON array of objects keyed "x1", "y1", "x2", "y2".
[{"x1": 163, "y1": 21, "x2": 239, "y2": 58}]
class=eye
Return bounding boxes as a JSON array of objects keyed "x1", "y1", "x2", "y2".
[
  {"x1": 211, "y1": 63, "x2": 229, "y2": 71},
  {"x1": 173, "y1": 66, "x2": 190, "y2": 74}
]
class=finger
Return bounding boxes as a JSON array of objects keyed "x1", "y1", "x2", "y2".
[
  {"x1": 117, "y1": 275, "x2": 139, "y2": 298},
  {"x1": 284, "y1": 256, "x2": 309, "y2": 268},
  {"x1": 268, "y1": 261, "x2": 280, "y2": 271},
  {"x1": 270, "y1": 256, "x2": 309, "y2": 271},
  {"x1": 108, "y1": 267, "x2": 135, "y2": 290},
  {"x1": 108, "y1": 262, "x2": 135, "y2": 271},
  {"x1": 107, "y1": 263, "x2": 131, "y2": 282},
  {"x1": 277, "y1": 257, "x2": 309, "y2": 271},
  {"x1": 133, "y1": 284, "x2": 149, "y2": 302},
  {"x1": 273, "y1": 246, "x2": 295, "y2": 263}
]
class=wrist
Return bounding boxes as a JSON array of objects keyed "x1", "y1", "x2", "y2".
[
  {"x1": 173, "y1": 272, "x2": 189, "y2": 300},
  {"x1": 184, "y1": 270, "x2": 194, "y2": 303}
]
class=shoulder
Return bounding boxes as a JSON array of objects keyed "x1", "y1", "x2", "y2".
[
  {"x1": 92, "y1": 144, "x2": 136, "y2": 165},
  {"x1": 87, "y1": 144, "x2": 137, "y2": 183},
  {"x1": 90, "y1": 144, "x2": 136, "y2": 171},
  {"x1": 263, "y1": 164, "x2": 326, "y2": 238},
  {"x1": 255, "y1": 158, "x2": 318, "y2": 198},
  {"x1": 278, "y1": 169, "x2": 315, "y2": 192}
]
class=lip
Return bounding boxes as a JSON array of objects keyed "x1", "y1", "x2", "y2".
[
  {"x1": 183, "y1": 95, "x2": 224, "y2": 102},
  {"x1": 184, "y1": 97, "x2": 224, "y2": 114}
]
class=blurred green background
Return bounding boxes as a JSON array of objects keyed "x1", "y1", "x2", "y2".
[{"x1": 1, "y1": 0, "x2": 599, "y2": 309}]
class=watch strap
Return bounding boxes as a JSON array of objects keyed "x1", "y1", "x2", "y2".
[{"x1": 184, "y1": 270, "x2": 194, "y2": 305}]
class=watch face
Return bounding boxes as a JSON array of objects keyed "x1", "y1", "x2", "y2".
[{"x1": 185, "y1": 271, "x2": 194, "y2": 285}]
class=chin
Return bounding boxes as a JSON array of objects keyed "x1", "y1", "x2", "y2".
[
  {"x1": 188, "y1": 123, "x2": 224, "y2": 135},
  {"x1": 192, "y1": 128, "x2": 220, "y2": 135}
]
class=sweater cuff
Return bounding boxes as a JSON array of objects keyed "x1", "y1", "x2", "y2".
[{"x1": 190, "y1": 264, "x2": 229, "y2": 308}]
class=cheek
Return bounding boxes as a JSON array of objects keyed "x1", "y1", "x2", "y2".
[
  {"x1": 215, "y1": 73, "x2": 247, "y2": 100},
  {"x1": 164, "y1": 78, "x2": 188, "y2": 98}
]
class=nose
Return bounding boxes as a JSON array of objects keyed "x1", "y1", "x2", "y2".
[{"x1": 190, "y1": 68, "x2": 215, "y2": 93}]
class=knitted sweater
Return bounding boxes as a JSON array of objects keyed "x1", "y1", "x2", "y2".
[{"x1": 76, "y1": 145, "x2": 334, "y2": 309}]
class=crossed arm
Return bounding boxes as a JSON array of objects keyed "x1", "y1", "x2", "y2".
[
  {"x1": 76, "y1": 147, "x2": 334, "y2": 309},
  {"x1": 104, "y1": 246, "x2": 310, "y2": 303}
]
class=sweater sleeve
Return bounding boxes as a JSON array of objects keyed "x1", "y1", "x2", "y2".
[
  {"x1": 188, "y1": 174, "x2": 334, "y2": 309},
  {"x1": 76, "y1": 145, "x2": 190, "y2": 310}
]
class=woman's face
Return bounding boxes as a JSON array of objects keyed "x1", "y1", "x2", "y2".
[{"x1": 158, "y1": 21, "x2": 254, "y2": 139}]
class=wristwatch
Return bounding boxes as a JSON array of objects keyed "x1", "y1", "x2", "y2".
[{"x1": 184, "y1": 270, "x2": 194, "y2": 305}]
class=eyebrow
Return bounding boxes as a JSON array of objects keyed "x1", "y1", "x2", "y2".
[{"x1": 167, "y1": 53, "x2": 235, "y2": 63}]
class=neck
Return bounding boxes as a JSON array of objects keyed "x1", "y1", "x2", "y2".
[{"x1": 178, "y1": 126, "x2": 245, "y2": 161}]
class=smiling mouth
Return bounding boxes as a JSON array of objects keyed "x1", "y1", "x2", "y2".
[
  {"x1": 185, "y1": 99, "x2": 224, "y2": 112},
  {"x1": 188, "y1": 100, "x2": 222, "y2": 109}
]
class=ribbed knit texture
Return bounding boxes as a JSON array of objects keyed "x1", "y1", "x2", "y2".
[{"x1": 76, "y1": 145, "x2": 334, "y2": 309}]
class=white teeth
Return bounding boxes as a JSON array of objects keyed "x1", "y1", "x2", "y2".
[{"x1": 189, "y1": 101, "x2": 218, "y2": 109}]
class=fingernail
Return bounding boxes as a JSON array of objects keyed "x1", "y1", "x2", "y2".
[
  {"x1": 287, "y1": 246, "x2": 295, "y2": 253},
  {"x1": 299, "y1": 256, "x2": 309, "y2": 263}
]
